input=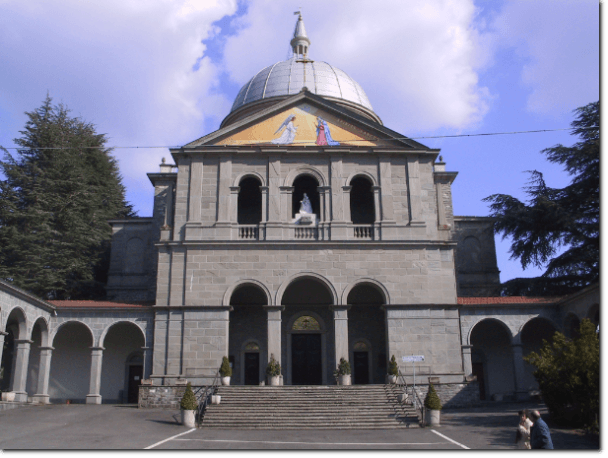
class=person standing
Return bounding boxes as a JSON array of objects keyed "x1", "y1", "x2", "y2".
[
  {"x1": 529, "y1": 410, "x2": 554, "y2": 449},
  {"x1": 515, "y1": 409, "x2": 533, "y2": 449}
]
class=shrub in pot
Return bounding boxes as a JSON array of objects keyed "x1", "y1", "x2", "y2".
[
  {"x1": 334, "y1": 358, "x2": 351, "y2": 385},
  {"x1": 219, "y1": 356, "x2": 232, "y2": 385},
  {"x1": 424, "y1": 383, "x2": 442, "y2": 426},
  {"x1": 387, "y1": 355, "x2": 399, "y2": 384},
  {"x1": 266, "y1": 354, "x2": 281, "y2": 386},
  {"x1": 180, "y1": 382, "x2": 198, "y2": 428}
]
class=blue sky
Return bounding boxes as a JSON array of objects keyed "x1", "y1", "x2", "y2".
[{"x1": 0, "y1": 0, "x2": 600, "y2": 285}]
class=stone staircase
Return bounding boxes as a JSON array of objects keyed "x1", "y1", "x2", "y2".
[{"x1": 201, "y1": 384, "x2": 420, "y2": 429}]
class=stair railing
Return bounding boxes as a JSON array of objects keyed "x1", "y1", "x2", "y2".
[
  {"x1": 194, "y1": 370, "x2": 220, "y2": 426},
  {"x1": 398, "y1": 369, "x2": 425, "y2": 425}
]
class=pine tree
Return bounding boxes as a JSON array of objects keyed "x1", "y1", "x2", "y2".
[
  {"x1": 0, "y1": 95, "x2": 134, "y2": 299},
  {"x1": 484, "y1": 101, "x2": 599, "y2": 296}
]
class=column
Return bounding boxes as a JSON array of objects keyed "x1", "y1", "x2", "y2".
[
  {"x1": 406, "y1": 157, "x2": 425, "y2": 226},
  {"x1": 142, "y1": 346, "x2": 153, "y2": 380},
  {"x1": 511, "y1": 344, "x2": 529, "y2": 401},
  {"x1": 217, "y1": 155, "x2": 233, "y2": 224},
  {"x1": 341, "y1": 186, "x2": 352, "y2": 222},
  {"x1": 461, "y1": 344, "x2": 473, "y2": 378},
  {"x1": 266, "y1": 156, "x2": 283, "y2": 240},
  {"x1": 187, "y1": 158, "x2": 203, "y2": 222},
  {"x1": 378, "y1": 155, "x2": 395, "y2": 221},
  {"x1": 12, "y1": 339, "x2": 32, "y2": 402},
  {"x1": 372, "y1": 186, "x2": 382, "y2": 222},
  {"x1": 259, "y1": 186, "x2": 269, "y2": 241},
  {"x1": 331, "y1": 306, "x2": 350, "y2": 366},
  {"x1": 279, "y1": 186, "x2": 294, "y2": 222},
  {"x1": 435, "y1": 181, "x2": 447, "y2": 227},
  {"x1": 32, "y1": 346, "x2": 53, "y2": 404},
  {"x1": 86, "y1": 347, "x2": 104, "y2": 404},
  {"x1": 229, "y1": 186, "x2": 240, "y2": 223},
  {"x1": 0, "y1": 331, "x2": 6, "y2": 372},
  {"x1": 265, "y1": 306, "x2": 283, "y2": 365}
]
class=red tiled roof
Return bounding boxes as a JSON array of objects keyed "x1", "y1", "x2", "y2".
[
  {"x1": 457, "y1": 296, "x2": 560, "y2": 305},
  {"x1": 49, "y1": 300, "x2": 153, "y2": 308}
]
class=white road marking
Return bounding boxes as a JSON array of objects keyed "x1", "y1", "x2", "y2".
[
  {"x1": 430, "y1": 430, "x2": 470, "y2": 449},
  {"x1": 144, "y1": 428, "x2": 197, "y2": 449},
  {"x1": 174, "y1": 438, "x2": 450, "y2": 446}
]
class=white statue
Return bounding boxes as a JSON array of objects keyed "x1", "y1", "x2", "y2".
[{"x1": 299, "y1": 193, "x2": 312, "y2": 214}]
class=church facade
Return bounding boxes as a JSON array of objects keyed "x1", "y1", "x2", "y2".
[{"x1": 0, "y1": 15, "x2": 599, "y2": 406}]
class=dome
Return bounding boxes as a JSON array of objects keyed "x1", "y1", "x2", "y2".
[{"x1": 222, "y1": 13, "x2": 381, "y2": 127}]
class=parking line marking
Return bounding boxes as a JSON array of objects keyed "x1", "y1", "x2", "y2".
[
  {"x1": 144, "y1": 428, "x2": 197, "y2": 449},
  {"x1": 430, "y1": 430, "x2": 470, "y2": 449},
  {"x1": 174, "y1": 439, "x2": 450, "y2": 446}
]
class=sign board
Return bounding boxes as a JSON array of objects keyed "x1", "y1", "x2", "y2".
[{"x1": 402, "y1": 355, "x2": 425, "y2": 362}]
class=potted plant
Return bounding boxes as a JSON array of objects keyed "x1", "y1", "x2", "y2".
[
  {"x1": 219, "y1": 356, "x2": 232, "y2": 386},
  {"x1": 424, "y1": 383, "x2": 442, "y2": 426},
  {"x1": 387, "y1": 355, "x2": 399, "y2": 384},
  {"x1": 180, "y1": 382, "x2": 198, "y2": 428},
  {"x1": 334, "y1": 357, "x2": 351, "y2": 385},
  {"x1": 266, "y1": 354, "x2": 281, "y2": 386}
]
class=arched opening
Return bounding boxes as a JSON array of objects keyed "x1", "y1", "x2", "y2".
[
  {"x1": 292, "y1": 175, "x2": 320, "y2": 218},
  {"x1": 1, "y1": 308, "x2": 26, "y2": 393},
  {"x1": 347, "y1": 283, "x2": 387, "y2": 384},
  {"x1": 564, "y1": 313, "x2": 581, "y2": 339},
  {"x1": 237, "y1": 176, "x2": 262, "y2": 224},
  {"x1": 100, "y1": 322, "x2": 146, "y2": 403},
  {"x1": 521, "y1": 317, "x2": 557, "y2": 392},
  {"x1": 282, "y1": 277, "x2": 334, "y2": 385},
  {"x1": 470, "y1": 319, "x2": 514, "y2": 401},
  {"x1": 229, "y1": 284, "x2": 268, "y2": 385},
  {"x1": 350, "y1": 176, "x2": 375, "y2": 224},
  {"x1": 49, "y1": 322, "x2": 93, "y2": 403}
]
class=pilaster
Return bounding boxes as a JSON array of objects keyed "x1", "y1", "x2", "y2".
[
  {"x1": 12, "y1": 339, "x2": 32, "y2": 402},
  {"x1": 86, "y1": 347, "x2": 105, "y2": 404}
]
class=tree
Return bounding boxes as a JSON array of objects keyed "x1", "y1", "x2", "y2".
[
  {"x1": 0, "y1": 95, "x2": 134, "y2": 300},
  {"x1": 484, "y1": 101, "x2": 599, "y2": 296},
  {"x1": 524, "y1": 319, "x2": 599, "y2": 428}
]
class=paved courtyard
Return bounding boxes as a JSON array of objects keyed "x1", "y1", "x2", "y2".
[{"x1": 0, "y1": 402, "x2": 599, "y2": 450}]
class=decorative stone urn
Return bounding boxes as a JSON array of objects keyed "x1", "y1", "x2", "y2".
[
  {"x1": 426, "y1": 408, "x2": 440, "y2": 426},
  {"x1": 221, "y1": 376, "x2": 231, "y2": 386},
  {"x1": 181, "y1": 409, "x2": 196, "y2": 428},
  {"x1": 338, "y1": 374, "x2": 351, "y2": 386}
]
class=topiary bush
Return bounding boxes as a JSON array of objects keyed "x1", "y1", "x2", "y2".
[
  {"x1": 388, "y1": 355, "x2": 399, "y2": 376},
  {"x1": 266, "y1": 354, "x2": 281, "y2": 377},
  {"x1": 424, "y1": 383, "x2": 442, "y2": 411},
  {"x1": 180, "y1": 382, "x2": 197, "y2": 410},
  {"x1": 219, "y1": 356, "x2": 232, "y2": 377},
  {"x1": 334, "y1": 357, "x2": 351, "y2": 377}
]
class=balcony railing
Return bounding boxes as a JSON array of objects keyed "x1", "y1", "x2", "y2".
[
  {"x1": 294, "y1": 226, "x2": 318, "y2": 239},
  {"x1": 353, "y1": 225, "x2": 374, "y2": 239},
  {"x1": 238, "y1": 225, "x2": 259, "y2": 239}
]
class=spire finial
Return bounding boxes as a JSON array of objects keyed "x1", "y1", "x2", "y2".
[{"x1": 291, "y1": 11, "x2": 310, "y2": 57}]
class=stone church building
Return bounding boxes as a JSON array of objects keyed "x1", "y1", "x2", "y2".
[{"x1": 0, "y1": 14, "x2": 599, "y2": 406}]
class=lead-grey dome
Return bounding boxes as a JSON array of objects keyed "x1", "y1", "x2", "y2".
[
  {"x1": 230, "y1": 58, "x2": 374, "y2": 113},
  {"x1": 222, "y1": 12, "x2": 381, "y2": 127}
]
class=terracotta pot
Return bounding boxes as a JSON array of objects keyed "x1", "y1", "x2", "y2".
[{"x1": 181, "y1": 409, "x2": 196, "y2": 428}]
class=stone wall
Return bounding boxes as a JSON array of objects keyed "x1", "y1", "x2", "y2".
[
  {"x1": 413, "y1": 381, "x2": 480, "y2": 409},
  {"x1": 139, "y1": 385, "x2": 189, "y2": 409}
]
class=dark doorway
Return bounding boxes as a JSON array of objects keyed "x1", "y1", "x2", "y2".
[
  {"x1": 472, "y1": 362, "x2": 485, "y2": 401},
  {"x1": 244, "y1": 353, "x2": 260, "y2": 385},
  {"x1": 127, "y1": 365, "x2": 143, "y2": 403},
  {"x1": 238, "y1": 177, "x2": 262, "y2": 224},
  {"x1": 291, "y1": 334, "x2": 322, "y2": 385},
  {"x1": 353, "y1": 351, "x2": 369, "y2": 384},
  {"x1": 350, "y1": 176, "x2": 375, "y2": 224}
]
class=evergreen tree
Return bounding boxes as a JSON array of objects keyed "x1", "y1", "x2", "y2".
[
  {"x1": 0, "y1": 95, "x2": 134, "y2": 299},
  {"x1": 484, "y1": 101, "x2": 599, "y2": 296}
]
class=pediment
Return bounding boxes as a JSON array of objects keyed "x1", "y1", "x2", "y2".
[{"x1": 185, "y1": 92, "x2": 429, "y2": 150}]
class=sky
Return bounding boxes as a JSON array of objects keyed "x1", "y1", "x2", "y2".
[{"x1": 0, "y1": 0, "x2": 600, "y2": 285}]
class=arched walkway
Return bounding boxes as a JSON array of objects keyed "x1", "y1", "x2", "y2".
[
  {"x1": 1, "y1": 308, "x2": 28, "y2": 400},
  {"x1": 520, "y1": 317, "x2": 557, "y2": 393}
]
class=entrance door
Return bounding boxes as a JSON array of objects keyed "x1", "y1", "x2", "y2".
[
  {"x1": 244, "y1": 352, "x2": 260, "y2": 385},
  {"x1": 291, "y1": 334, "x2": 322, "y2": 385},
  {"x1": 472, "y1": 362, "x2": 486, "y2": 400},
  {"x1": 353, "y1": 351, "x2": 369, "y2": 384},
  {"x1": 127, "y1": 365, "x2": 143, "y2": 403}
]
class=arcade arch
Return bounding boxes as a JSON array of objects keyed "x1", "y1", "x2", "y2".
[{"x1": 520, "y1": 317, "x2": 557, "y2": 392}]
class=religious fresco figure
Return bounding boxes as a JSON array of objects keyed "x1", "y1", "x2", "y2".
[
  {"x1": 315, "y1": 117, "x2": 340, "y2": 146},
  {"x1": 271, "y1": 114, "x2": 298, "y2": 144}
]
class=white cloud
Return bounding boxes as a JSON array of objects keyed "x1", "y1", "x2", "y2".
[
  {"x1": 490, "y1": 0, "x2": 599, "y2": 115},
  {"x1": 221, "y1": 0, "x2": 493, "y2": 134}
]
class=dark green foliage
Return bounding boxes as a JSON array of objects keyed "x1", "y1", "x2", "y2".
[
  {"x1": 266, "y1": 354, "x2": 281, "y2": 377},
  {"x1": 219, "y1": 356, "x2": 232, "y2": 377},
  {"x1": 334, "y1": 357, "x2": 351, "y2": 376},
  {"x1": 388, "y1": 355, "x2": 399, "y2": 376},
  {"x1": 484, "y1": 101, "x2": 599, "y2": 296},
  {"x1": 180, "y1": 382, "x2": 197, "y2": 410},
  {"x1": 424, "y1": 383, "x2": 442, "y2": 410},
  {"x1": 0, "y1": 95, "x2": 134, "y2": 300},
  {"x1": 524, "y1": 319, "x2": 599, "y2": 428}
]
